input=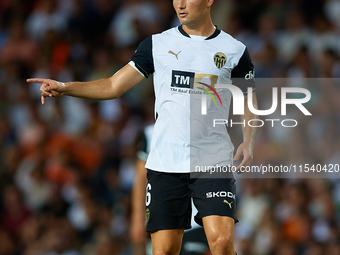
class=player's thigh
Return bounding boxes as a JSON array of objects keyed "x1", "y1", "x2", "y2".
[
  {"x1": 146, "y1": 170, "x2": 192, "y2": 232},
  {"x1": 151, "y1": 229, "x2": 184, "y2": 255}
]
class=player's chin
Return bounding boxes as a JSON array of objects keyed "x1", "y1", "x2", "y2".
[{"x1": 178, "y1": 16, "x2": 189, "y2": 25}]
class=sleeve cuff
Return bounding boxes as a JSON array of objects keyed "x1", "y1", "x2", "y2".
[
  {"x1": 128, "y1": 61, "x2": 146, "y2": 78},
  {"x1": 243, "y1": 87, "x2": 256, "y2": 95}
]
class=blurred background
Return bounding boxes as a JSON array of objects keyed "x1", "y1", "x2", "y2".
[{"x1": 0, "y1": 0, "x2": 339, "y2": 254}]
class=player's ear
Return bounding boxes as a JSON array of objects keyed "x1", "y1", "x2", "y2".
[{"x1": 207, "y1": 0, "x2": 214, "y2": 8}]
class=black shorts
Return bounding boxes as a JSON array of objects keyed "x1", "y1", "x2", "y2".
[{"x1": 145, "y1": 169, "x2": 237, "y2": 232}]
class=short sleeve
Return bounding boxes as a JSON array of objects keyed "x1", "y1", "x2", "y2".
[
  {"x1": 231, "y1": 47, "x2": 255, "y2": 94},
  {"x1": 130, "y1": 36, "x2": 154, "y2": 78}
]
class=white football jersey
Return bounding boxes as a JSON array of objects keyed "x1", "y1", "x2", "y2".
[{"x1": 130, "y1": 26, "x2": 255, "y2": 173}]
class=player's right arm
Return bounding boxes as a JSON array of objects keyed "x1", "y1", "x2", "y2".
[{"x1": 27, "y1": 63, "x2": 144, "y2": 104}]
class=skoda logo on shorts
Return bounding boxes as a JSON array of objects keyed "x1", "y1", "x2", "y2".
[
  {"x1": 146, "y1": 208, "x2": 150, "y2": 222},
  {"x1": 206, "y1": 191, "x2": 235, "y2": 199},
  {"x1": 214, "y1": 52, "x2": 226, "y2": 68}
]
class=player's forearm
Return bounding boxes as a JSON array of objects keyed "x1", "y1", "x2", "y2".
[
  {"x1": 241, "y1": 92, "x2": 258, "y2": 146},
  {"x1": 60, "y1": 65, "x2": 143, "y2": 100},
  {"x1": 63, "y1": 78, "x2": 116, "y2": 100},
  {"x1": 28, "y1": 64, "x2": 144, "y2": 103}
]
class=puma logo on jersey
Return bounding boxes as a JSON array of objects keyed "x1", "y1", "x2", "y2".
[
  {"x1": 169, "y1": 50, "x2": 181, "y2": 59},
  {"x1": 223, "y1": 200, "x2": 233, "y2": 209}
]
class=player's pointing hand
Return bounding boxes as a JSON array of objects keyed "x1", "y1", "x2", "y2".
[{"x1": 26, "y1": 78, "x2": 66, "y2": 105}]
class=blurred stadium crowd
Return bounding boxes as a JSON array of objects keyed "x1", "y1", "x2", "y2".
[{"x1": 0, "y1": 0, "x2": 339, "y2": 254}]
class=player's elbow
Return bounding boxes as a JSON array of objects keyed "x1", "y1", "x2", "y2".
[{"x1": 107, "y1": 76, "x2": 122, "y2": 99}]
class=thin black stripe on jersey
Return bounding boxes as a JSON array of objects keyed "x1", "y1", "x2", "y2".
[{"x1": 129, "y1": 26, "x2": 256, "y2": 173}]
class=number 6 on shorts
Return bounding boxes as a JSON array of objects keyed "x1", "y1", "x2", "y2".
[{"x1": 146, "y1": 183, "x2": 151, "y2": 206}]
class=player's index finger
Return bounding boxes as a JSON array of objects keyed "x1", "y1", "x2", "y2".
[{"x1": 26, "y1": 78, "x2": 49, "y2": 84}]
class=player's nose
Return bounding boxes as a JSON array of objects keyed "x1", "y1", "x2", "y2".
[{"x1": 174, "y1": 0, "x2": 186, "y2": 10}]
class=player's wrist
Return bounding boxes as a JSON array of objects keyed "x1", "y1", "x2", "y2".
[
  {"x1": 242, "y1": 139, "x2": 253, "y2": 146},
  {"x1": 59, "y1": 81, "x2": 71, "y2": 95}
]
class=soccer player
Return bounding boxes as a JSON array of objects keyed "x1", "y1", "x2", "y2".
[{"x1": 27, "y1": 1, "x2": 258, "y2": 254}]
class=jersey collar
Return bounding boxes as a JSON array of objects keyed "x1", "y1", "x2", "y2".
[{"x1": 178, "y1": 25, "x2": 221, "y2": 40}]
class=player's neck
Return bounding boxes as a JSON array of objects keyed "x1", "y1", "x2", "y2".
[{"x1": 182, "y1": 19, "x2": 215, "y2": 37}]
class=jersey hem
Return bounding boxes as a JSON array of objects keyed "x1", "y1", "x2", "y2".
[{"x1": 146, "y1": 167, "x2": 191, "y2": 174}]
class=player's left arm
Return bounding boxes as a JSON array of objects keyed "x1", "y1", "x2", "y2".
[{"x1": 234, "y1": 91, "x2": 258, "y2": 171}]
